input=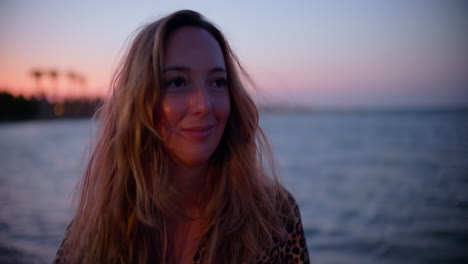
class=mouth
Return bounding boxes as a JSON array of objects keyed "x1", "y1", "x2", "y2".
[{"x1": 181, "y1": 124, "x2": 214, "y2": 139}]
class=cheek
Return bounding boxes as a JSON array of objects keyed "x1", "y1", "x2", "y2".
[
  {"x1": 223, "y1": 103, "x2": 230, "y2": 124},
  {"x1": 215, "y1": 94, "x2": 231, "y2": 124},
  {"x1": 158, "y1": 97, "x2": 185, "y2": 128},
  {"x1": 155, "y1": 98, "x2": 184, "y2": 142}
]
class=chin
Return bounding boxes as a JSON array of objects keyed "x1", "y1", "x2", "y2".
[{"x1": 174, "y1": 150, "x2": 215, "y2": 167}]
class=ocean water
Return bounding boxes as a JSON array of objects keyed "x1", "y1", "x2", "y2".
[{"x1": 1, "y1": 111, "x2": 467, "y2": 263}]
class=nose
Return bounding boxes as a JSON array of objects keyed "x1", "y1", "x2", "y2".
[{"x1": 190, "y1": 81, "x2": 211, "y2": 116}]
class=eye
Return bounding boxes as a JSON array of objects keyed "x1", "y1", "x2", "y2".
[
  {"x1": 166, "y1": 77, "x2": 186, "y2": 88},
  {"x1": 211, "y1": 77, "x2": 227, "y2": 88}
]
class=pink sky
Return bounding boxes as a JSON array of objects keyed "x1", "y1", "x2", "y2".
[{"x1": 1, "y1": 0, "x2": 467, "y2": 107}]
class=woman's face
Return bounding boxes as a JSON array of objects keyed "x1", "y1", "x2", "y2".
[{"x1": 157, "y1": 26, "x2": 230, "y2": 167}]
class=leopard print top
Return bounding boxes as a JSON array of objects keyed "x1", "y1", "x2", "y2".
[
  {"x1": 53, "y1": 191, "x2": 310, "y2": 263},
  {"x1": 192, "y1": 191, "x2": 310, "y2": 264}
]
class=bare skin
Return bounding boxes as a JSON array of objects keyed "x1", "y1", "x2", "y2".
[
  {"x1": 158, "y1": 26, "x2": 229, "y2": 263},
  {"x1": 166, "y1": 212, "x2": 203, "y2": 264},
  {"x1": 166, "y1": 163, "x2": 206, "y2": 264}
]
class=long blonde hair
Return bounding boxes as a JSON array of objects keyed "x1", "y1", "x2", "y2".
[{"x1": 62, "y1": 10, "x2": 287, "y2": 263}]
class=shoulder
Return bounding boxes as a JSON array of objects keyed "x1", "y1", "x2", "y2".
[
  {"x1": 53, "y1": 222, "x2": 72, "y2": 264},
  {"x1": 263, "y1": 186, "x2": 310, "y2": 263},
  {"x1": 275, "y1": 186, "x2": 302, "y2": 224},
  {"x1": 277, "y1": 187, "x2": 304, "y2": 236}
]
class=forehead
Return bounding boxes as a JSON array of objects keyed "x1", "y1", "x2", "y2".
[{"x1": 163, "y1": 26, "x2": 226, "y2": 69}]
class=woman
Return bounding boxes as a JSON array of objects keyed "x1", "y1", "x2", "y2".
[{"x1": 54, "y1": 10, "x2": 309, "y2": 264}]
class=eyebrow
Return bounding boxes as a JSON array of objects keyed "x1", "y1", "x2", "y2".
[{"x1": 163, "y1": 66, "x2": 226, "y2": 73}]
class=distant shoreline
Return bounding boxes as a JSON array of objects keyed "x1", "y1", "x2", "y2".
[
  {"x1": 259, "y1": 105, "x2": 468, "y2": 114},
  {"x1": 1, "y1": 91, "x2": 467, "y2": 122},
  {"x1": 0, "y1": 91, "x2": 103, "y2": 122}
]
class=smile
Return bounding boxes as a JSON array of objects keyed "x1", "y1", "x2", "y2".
[{"x1": 181, "y1": 124, "x2": 214, "y2": 139}]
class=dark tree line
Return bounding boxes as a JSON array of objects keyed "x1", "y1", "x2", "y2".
[
  {"x1": 0, "y1": 91, "x2": 103, "y2": 122},
  {"x1": 0, "y1": 92, "x2": 38, "y2": 121}
]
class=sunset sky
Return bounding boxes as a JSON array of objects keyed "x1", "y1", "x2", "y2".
[{"x1": 1, "y1": 0, "x2": 467, "y2": 108}]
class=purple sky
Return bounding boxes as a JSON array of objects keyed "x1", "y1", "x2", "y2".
[{"x1": 1, "y1": 0, "x2": 467, "y2": 108}]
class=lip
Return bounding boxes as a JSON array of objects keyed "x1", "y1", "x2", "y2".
[{"x1": 181, "y1": 124, "x2": 214, "y2": 139}]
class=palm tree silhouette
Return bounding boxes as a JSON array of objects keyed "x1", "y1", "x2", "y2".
[
  {"x1": 78, "y1": 75, "x2": 87, "y2": 99},
  {"x1": 67, "y1": 71, "x2": 77, "y2": 99},
  {"x1": 31, "y1": 69, "x2": 44, "y2": 98},
  {"x1": 49, "y1": 69, "x2": 59, "y2": 101}
]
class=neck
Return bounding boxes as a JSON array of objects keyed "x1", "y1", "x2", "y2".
[{"x1": 169, "y1": 161, "x2": 207, "y2": 215}]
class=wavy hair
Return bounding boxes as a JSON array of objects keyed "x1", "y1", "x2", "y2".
[{"x1": 62, "y1": 10, "x2": 287, "y2": 263}]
